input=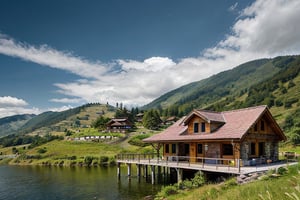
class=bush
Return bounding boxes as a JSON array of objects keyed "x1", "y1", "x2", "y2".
[
  {"x1": 128, "y1": 134, "x2": 151, "y2": 147},
  {"x1": 192, "y1": 171, "x2": 206, "y2": 187},
  {"x1": 12, "y1": 147, "x2": 18, "y2": 154},
  {"x1": 156, "y1": 185, "x2": 178, "y2": 198},
  {"x1": 68, "y1": 156, "x2": 77, "y2": 160},
  {"x1": 285, "y1": 97, "x2": 299, "y2": 108},
  {"x1": 180, "y1": 179, "x2": 193, "y2": 190},
  {"x1": 84, "y1": 156, "x2": 94, "y2": 166},
  {"x1": 221, "y1": 178, "x2": 237, "y2": 190},
  {"x1": 37, "y1": 148, "x2": 47, "y2": 154},
  {"x1": 277, "y1": 166, "x2": 287, "y2": 175},
  {"x1": 109, "y1": 157, "x2": 116, "y2": 166},
  {"x1": 100, "y1": 156, "x2": 109, "y2": 166}
]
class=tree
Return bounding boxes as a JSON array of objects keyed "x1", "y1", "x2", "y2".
[
  {"x1": 92, "y1": 116, "x2": 110, "y2": 130},
  {"x1": 289, "y1": 128, "x2": 300, "y2": 145},
  {"x1": 142, "y1": 109, "x2": 161, "y2": 130}
]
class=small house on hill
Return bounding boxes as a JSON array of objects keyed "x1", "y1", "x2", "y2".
[
  {"x1": 143, "y1": 105, "x2": 286, "y2": 166},
  {"x1": 106, "y1": 118, "x2": 132, "y2": 133}
]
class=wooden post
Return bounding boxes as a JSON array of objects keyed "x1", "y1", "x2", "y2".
[
  {"x1": 177, "y1": 168, "x2": 182, "y2": 184},
  {"x1": 117, "y1": 162, "x2": 121, "y2": 180},
  {"x1": 151, "y1": 165, "x2": 155, "y2": 185},
  {"x1": 145, "y1": 165, "x2": 148, "y2": 181},
  {"x1": 157, "y1": 166, "x2": 162, "y2": 183},
  {"x1": 137, "y1": 164, "x2": 141, "y2": 177},
  {"x1": 127, "y1": 163, "x2": 131, "y2": 178}
]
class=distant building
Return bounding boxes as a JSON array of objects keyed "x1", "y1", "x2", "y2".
[
  {"x1": 106, "y1": 118, "x2": 132, "y2": 133},
  {"x1": 163, "y1": 116, "x2": 178, "y2": 125},
  {"x1": 136, "y1": 113, "x2": 144, "y2": 122}
]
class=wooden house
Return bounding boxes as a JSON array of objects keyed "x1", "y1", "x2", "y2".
[
  {"x1": 106, "y1": 118, "x2": 132, "y2": 133},
  {"x1": 143, "y1": 105, "x2": 286, "y2": 166}
]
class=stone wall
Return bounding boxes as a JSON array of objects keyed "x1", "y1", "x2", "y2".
[
  {"x1": 240, "y1": 141, "x2": 279, "y2": 164},
  {"x1": 240, "y1": 141, "x2": 249, "y2": 161}
]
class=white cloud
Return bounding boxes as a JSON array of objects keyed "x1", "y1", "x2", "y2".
[
  {"x1": 0, "y1": 96, "x2": 28, "y2": 107},
  {"x1": 228, "y1": 2, "x2": 238, "y2": 12},
  {"x1": 50, "y1": 98, "x2": 83, "y2": 104},
  {"x1": 0, "y1": 34, "x2": 108, "y2": 79},
  {"x1": 1, "y1": 0, "x2": 300, "y2": 111},
  {"x1": 47, "y1": 105, "x2": 73, "y2": 112},
  {"x1": 0, "y1": 96, "x2": 41, "y2": 118},
  {"x1": 119, "y1": 57, "x2": 176, "y2": 72},
  {"x1": 0, "y1": 96, "x2": 74, "y2": 118}
]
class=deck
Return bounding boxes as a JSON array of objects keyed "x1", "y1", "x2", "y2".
[{"x1": 117, "y1": 153, "x2": 297, "y2": 175}]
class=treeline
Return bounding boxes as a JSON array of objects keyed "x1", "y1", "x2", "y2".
[
  {"x1": 0, "y1": 134, "x2": 63, "y2": 148},
  {"x1": 283, "y1": 108, "x2": 300, "y2": 145},
  {"x1": 18, "y1": 105, "x2": 87, "y2": 134},
  {"x1": 150, "y1": 56, "x2": 300, "y2": 117}
]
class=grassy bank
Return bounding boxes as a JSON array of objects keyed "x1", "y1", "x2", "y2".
[
  {"x1": 156, "y1": 163, "x2": 300, "y2": 200},
  {"x1": 2, "y1": 138, "x2": 153, "y2": 166}
]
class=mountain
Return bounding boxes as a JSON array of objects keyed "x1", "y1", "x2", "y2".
[
  {"x1": 143, "y1": 55, "x2": 300, "y2": 128},
  {"x1": 18, "y1": 103, "x2": 116, "y2": 135},
  {"x1": 0, "y1": 103, "x2": 116, "y2": 138},
  {"x1": 0, "y1": 114, "x2": 36, "y2": 137}
]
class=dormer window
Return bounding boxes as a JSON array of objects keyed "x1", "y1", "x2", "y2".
[
  {"x1": 201, "y1": 122, "x2": 205, "y2": 132},
  {"x1": 194, "y1": 122, "x2": 199, "y2": 133},
  {"x1": 261, "y1": 120, "x2": 265, "y2": 131}
]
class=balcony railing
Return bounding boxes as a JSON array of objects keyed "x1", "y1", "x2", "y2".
[{"x1": 116, "y1": 153, "x2": 241, "y2": 173}]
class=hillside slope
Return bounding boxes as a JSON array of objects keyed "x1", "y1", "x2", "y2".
[
  {"x1": 143, "y1": 55, "x2": 300, "y2": 128},
  {"x1": 0, "y1": 114, "x2": 36, "y2": 137},
  {"x1": 0, "y1": 103, "x2": 116, "y2": 137}
]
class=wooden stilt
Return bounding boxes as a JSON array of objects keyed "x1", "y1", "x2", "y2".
[
  {"x1": 151, "y1": 165, "x2": 155, "y2": 185},
  {"x1": 127, "y1": 163, "x2": 131, "y2": 178},
  {"x1": 117, "y1": 162, "x2": 121, "y2": 180}
]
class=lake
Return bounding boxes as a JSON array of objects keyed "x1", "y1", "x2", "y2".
[{"x1": 0, "y1": 165, "x2": 162, "y2": 200}]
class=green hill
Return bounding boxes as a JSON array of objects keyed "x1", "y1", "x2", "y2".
[
  {"x1": 143, "y1": 55, "x2": 300, "y2": 127},
  {"x1": 0, "y1": 103, "x2": 117, "y2": 137},
  {"x1": 19, "y1": 103, "x2": 116, "y2": 135},
  {"x1": 0, "y1": 114, "x2": 36, "y2": 137}
]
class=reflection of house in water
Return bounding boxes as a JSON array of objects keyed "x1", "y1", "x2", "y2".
[
  {"x1": 106, "y1": 118, "x2": 132, "y2": 133},
  {"x1": 144, "y1": 105, "x2": 286, "y2": 165}
]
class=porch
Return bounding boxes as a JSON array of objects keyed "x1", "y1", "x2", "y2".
[{"x1": 116, "y1": 153, "x2": 295, "y2": 176}]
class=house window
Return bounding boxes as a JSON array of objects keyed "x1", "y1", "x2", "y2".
[
  {"x1": 194, "y1": 123, "x2": 199, "y2": 133},
  {"x1": 165, "y1": 144, "x2": 169, "y2": 153},
  {"x1": 261, "y1": 121, "x2": 265, "y2": 131},
  {"x1": 259, "y1": 142, "x2": 265, "y2": 156},
  {"x1": 201, "y1": 122, "x2": 205, "y2": 132},
  {"x1": 250, "y1": 142, "x2": 256, "y2": 155},
  {"x1": 197, "y1": 144, "x2": 203, "y2": 154},
  {"x1": 222, "y1": 144, "x2": 233, "y2": 155},
  {"x1": 184, "y1": 144, "x2": 190, "y2": 156},
  {"x1": 254, "y1": 123, "x2": 258, "y2": 132},
  {"x1": 171, "y1": 144, "x2": 176, "y2": 154}
]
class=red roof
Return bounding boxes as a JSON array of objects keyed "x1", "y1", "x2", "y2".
[{"x1": 143, "y1": 105, "x2": 286, "y2": 142}]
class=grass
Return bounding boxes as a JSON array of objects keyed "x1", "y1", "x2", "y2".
[
  {"x1": 161, "y1": 163, "x2": 300, "y2": 200},
  {"x1": 280, "y1": 144, "x2": 300, "y2": 154},
  {"x1": 4, "y1": 131, "x2": 153, "y2": 166}
]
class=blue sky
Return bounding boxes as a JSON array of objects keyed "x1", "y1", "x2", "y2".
[{"x1": 0, "y1": 0, "x2": 300, "y2": 118}]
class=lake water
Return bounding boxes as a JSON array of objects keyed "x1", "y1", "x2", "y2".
[{"x1": 0, "y1": 165, "x2": 162, "y2": 200}]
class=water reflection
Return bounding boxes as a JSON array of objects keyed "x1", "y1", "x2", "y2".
[{"x1": 0, "y1": 165, "x2": 162, "y2": 200}]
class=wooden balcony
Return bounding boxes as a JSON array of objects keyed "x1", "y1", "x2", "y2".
[{"x1": 116, "y1": 153, "x2": 297, "y2": 175}]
